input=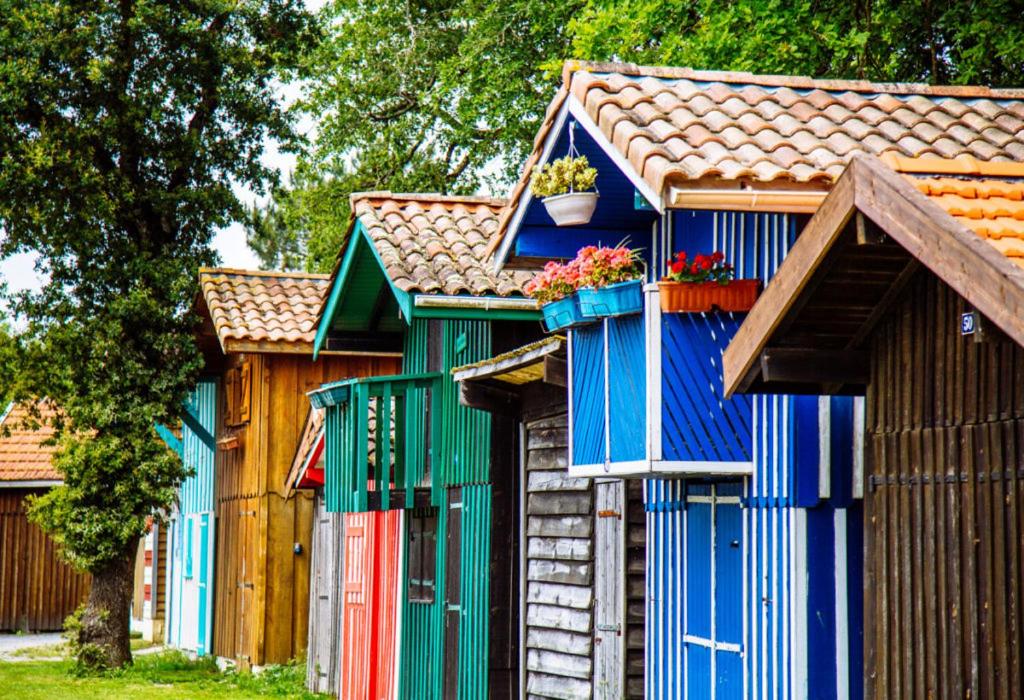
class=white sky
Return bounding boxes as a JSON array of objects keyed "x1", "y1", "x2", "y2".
[{"x1": 1, "y1": 1, "x2": 329, "y2": 295}]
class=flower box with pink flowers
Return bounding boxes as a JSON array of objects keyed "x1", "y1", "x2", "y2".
[{"x1": 524, "y1": 245, "x2": 644, "y2": 333}]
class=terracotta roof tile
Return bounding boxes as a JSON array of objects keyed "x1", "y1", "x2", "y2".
[
  {"x1": 0, "y1": 402, "x2": 60, "y2": 483},
  {"x1": 885, "y1": 155, "x2": 1024, "y2": 267},
  {"x1": 351, "y1": 193, "x2": 532, "y2": 296},
  {"x1": 489, "y1": 61, "x2": 1024, "y2": 259},
  {"x1": 199, "y1": 269, "x2": 329, "y2": 353}
]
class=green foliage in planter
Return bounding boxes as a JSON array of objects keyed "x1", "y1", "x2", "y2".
[{"x1": 530, "y1": 155, "x2": 598, "y2": 198}]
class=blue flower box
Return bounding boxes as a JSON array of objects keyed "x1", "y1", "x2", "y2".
[
  {"x1": 541, "y1": 294, "x2": 587, "y2": 333},
  {"x1": 578, "y1": 279, "x2": 644, "y2": 318}
]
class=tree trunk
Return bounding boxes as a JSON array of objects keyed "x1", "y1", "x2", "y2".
[{"x1": 75, "y1": 547, "x2": 137, "y2": 669}]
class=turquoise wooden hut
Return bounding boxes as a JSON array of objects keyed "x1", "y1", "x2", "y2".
[
  {"x1": 484, "y1": 60, "x2": 1023, "y2": 699},
  {"x1": 309, "y1": 192, "x2": 540, "y2": 698}
]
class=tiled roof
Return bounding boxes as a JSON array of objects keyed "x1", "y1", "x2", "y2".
[
  {"x1": 490, "y1": 61, "x2": 1024, "y2": 255},
  {"x1": 352, "y1": 193, "x2": 532, "y2": 296},
  {"x1": 199, "y1": 268, "x2": 330, "y2": 353},
  {"x1": 885, "y1": 154, "x2": 1024, "y2": 269},
  {"x1": 0, "y1": 402, "x2": 60, "y2": 483}
]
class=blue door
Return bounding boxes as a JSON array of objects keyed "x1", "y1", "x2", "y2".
[{"x1": 684, "y1": 481, "x2": 743, "y2": 699}]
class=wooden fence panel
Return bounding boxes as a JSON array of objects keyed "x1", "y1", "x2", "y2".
[{"x1": 0, "y1": 489, "x2": 90, "y2": 631}]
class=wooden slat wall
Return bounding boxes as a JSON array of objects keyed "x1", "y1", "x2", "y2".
[
  {"x1": 0, "y1": 489, "x2": 90, "y2": 631},
  {"x1": 306, "y1": 490, "x2": 343, "y2": 694},
  {"x1": 522, "y1": 408, "x2": 596, "y2": 699},
  {"x1": 213, "y1": 352, "x2": 399, "y2": 666},
  {"x1": 865, "y1": 272, "x2": 1024, "y2": 700},
  {"x1": 624, "y1": 479, "x2": 645, "y2": 699}
]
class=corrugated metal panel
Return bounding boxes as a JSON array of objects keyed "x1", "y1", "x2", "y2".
[
  {"x1": 572, "y1": 323, "x2": 605, "y2": 466},
  {"x1": 181, "y1": 379, "x2": 217, "y2": 514},
  {"x1": 457, "y1": 484, "x2": 492, "y2": 699},
  {"x1": 399, "y1": 493, "x2": 448, "y2": 700},
  {"x1": 608, "y1": 316, "x2": 646, "y2": 463},
  {"x1": 440, "y1": 320, "x2": 492, "y2": 487},
  {"x1": 661, "y1": 313, "x2": 752, "y2": 463}
]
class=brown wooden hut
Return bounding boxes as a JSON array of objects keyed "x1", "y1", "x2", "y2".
[
  {"x1": 0, "y1": 402, "x2": 90, "y2": 632},
  {"x1": 192, "y1": 268, "x2": 400, "y2": 666},
  {"x1": 723, "y1": 153, "x2": 1024, "y2": 699}
]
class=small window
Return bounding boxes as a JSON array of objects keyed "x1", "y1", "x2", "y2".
[{"x1": 407, "y1": 509, "x2": 438, "y2": 603}]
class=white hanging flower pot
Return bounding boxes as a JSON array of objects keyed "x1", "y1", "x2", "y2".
[{"x1": 542, "y1": 191, "x2": 599, "y2": 227}]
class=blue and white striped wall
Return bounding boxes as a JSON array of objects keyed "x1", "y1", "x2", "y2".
[{"x1": 166, "y1": 379, "x2": 218, "y2": 656}]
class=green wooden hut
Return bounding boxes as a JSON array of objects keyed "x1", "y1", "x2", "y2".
[{"x1": 309, "y1": 192, "x2": 541, "y2": 698}]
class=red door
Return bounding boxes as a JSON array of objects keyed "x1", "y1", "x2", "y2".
[{"x1": 340, "y1": 513, "x2": 372, "y2": 700}]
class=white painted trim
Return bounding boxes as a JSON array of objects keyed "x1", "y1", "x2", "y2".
[
  {"x1": 834, "y1": 508, "x2": 850, "y2": 700},
  {"x1": 686, "y1": 494, "x2": 741, "y2": 505},
  {"x1": 568, "y1": 459, "x2": 755, "y2": 478},
  {"x1": 493, "y1": 100, "x2": 571, "y2": 271},
  {"x1": 413, "y1": 294, "x2": 538, "y2": 311},
  {"x1": 742, "y1": 481, "x2": 750, "y2": 700},
  {"x1": 792, "y1": 508, "x2": 809, "y2": 700},
  {"x1": 0, "y1": 401, "x2": 13, "y2": 427},
  {"x1": 0, "y1": 479, "x2": 61, "y2": 488},
  {"x1": 646, "y1": 284, "x2": 663, "y2": 462},
  {"x1": 818, "y1": 397, "x2": 832, "y2": 500},
  {"x1": 566, "y1": 96, "x2": 664, "y2": 213},
  {"x1": 852, "y1": 397, "x2": 865, "y2": 499},
  {"x1": 683, "y1": 634, "x2": 743, "y2": 654}
]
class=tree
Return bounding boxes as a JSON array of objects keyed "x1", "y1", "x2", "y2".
[
  {"x1": 0, "y1": 0, "x2": 316, "y2": 670},
  {"x1": 251, "y1": 0, "x2": 582, "y2": 271}
]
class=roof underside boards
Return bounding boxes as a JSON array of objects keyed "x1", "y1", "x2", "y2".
[
  {"x1": 500, "y1": 112, "x2": 659, "y2": 269},
  {"x1": 451, "y1": 336, "x2": 565, "y2": 386},
  {"x1": 722, "y1": 153, "x2": 1024, "y2": 397},
  {"x1": 489, "y1": 60, "x2": 1024, "y2": 262}
]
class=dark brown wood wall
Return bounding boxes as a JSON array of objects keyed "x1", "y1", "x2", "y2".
[
  {"x1": 624, "y1": 479, "x2": 645, "y2": 699},
  {"x1": 865, "y1": 272, "x2": 1024, "y2": 700},
  {"x1": 0, "y1": 489, "x2": 90, "y2": 631}
]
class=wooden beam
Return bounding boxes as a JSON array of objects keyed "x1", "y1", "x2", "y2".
[
  {"x1": 760, "y1": 347, "x2": 869, "y2": 386},
  {"x1": 855, "y1": 211, "x2": 887, "y2": 245},
  {"x1": 458, "y1": 381, "x2": 521, "y2": 415},
  {"x1": 322, "y1": 331, "x2": 404, "y2": 354},
  {"x1": 845, "y1": 258, "x2": 920, "y2": 350},
  {"x1": 367, "y1": 285, "x2": 391, "y2": 332},
  {"x1": 542, "y1": 356, "x2": 567, "y2": 387},
  {"x1": 722, "y1": 165, "x2": 857, "y2": 396}
]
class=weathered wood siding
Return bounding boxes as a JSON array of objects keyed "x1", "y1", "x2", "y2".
[
  {"x1": 306, "y1": 490, "x2": 343, "y2": 694},
  {"x1": 213, "y1": 352, "x2": 399, "y2": 666},
  {"x1": 623, "y1": 479, "x2": 645, "y2": 699},
  {"x1": 523, "y1": 407, "x2": 596, "y2": 699},
  {"x1": 865, "y1": 272, "x2": 1024, "y2": 699},
  {"x1": 0, "y1": 489, "x2": 90, "y2": 631}
]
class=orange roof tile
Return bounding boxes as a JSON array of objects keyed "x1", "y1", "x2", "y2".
[
  {"x1": 352, "y1": 193, "x2": 532, "y2": 296},
  {"x1": 0, "y1": 402, "x2": 60, "y2": 483},
  {"x1": 891, "y1": 156, "x2": 1024, "y2": 269},
  {"x1": 490, "y1": 61, "x2": 1024, "y2": 257},
  {"x1": 199, "y1": 268, "x2": 330, "y2": 353}
]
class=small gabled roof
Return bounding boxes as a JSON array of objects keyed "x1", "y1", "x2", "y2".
[
  {"x1": 0, "y1": 402, "x2": 61, "y2": 484},
  {"x1": 351, "y1": 192, "x2": 531, "y2": 297},
  {"x1": 722, "y1": 153, "x2": 1024, "y2": 396},
  {"x1": 198, "y1": 268, "x2": 330, "y2": 354},
  {"x1": 284, "y1": 407, "x2": 325, "y2": 497},
  {"x1": 488, "y1": 60, "x2": 1024, "y2": 258}
]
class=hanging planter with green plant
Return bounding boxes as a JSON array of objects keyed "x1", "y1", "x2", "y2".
[
  {"x1": 530, "y1": 123, "x2": 599, "y2": 226},
  {"x1": 658, "y1": 251, "x2": 761, "y2": 313}
]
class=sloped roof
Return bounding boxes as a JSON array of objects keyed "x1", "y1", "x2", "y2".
[
  {"x1": 285, "y1": 406, "x2": 324, "y2": 497},
  {"x1": 883, "y1": 154, "x2": 1024, "y2": 268},
  {"x1": 722, "y1": 153, "x2": 1024, "y2": 396},
  {"x1": 0, "y1": 402, "x2": 60, "y2": 483},
  {"x1": 490, "y1": 61, "x2": 1024, "y2": 256},
  {"x1": 351, "y1": 193, "x2": 532, "y2": 297},
  {"x1": 199, "y1": 268, "x2": 330, "y2": 354}
]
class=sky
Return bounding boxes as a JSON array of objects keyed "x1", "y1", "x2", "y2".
[{"x1": 0, "y1": 1, "x2": 329, "y2": 297}]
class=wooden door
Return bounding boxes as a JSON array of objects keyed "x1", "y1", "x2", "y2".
[
  {"x1": 372, "y1": 509, "x2": 402, "y2": 700},
  {"x1": 682, "y1": 482, "x2": 743, "y2": 699},
  {"x1": 340, "y1": 513, "x2": 372, "y2": 700},
  {"x1": 594, "y1": 480, "x2": 626, "y2": 699},
  {"x1": 444, "y1": 487, "x2": 463, "y2": 700}
]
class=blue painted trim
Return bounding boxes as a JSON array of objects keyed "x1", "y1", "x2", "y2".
[{"x1": 156, "y1": 423, "x2": 183, "y2": 458}]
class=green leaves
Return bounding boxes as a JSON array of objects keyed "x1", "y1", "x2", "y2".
[{"x1": 0, "y1": 0, "x2": 315, "y2": 571}]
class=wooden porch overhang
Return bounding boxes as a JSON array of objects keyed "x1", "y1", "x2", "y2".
[
  {"x1": 723, "y1": 153, "x2": 1024, "y2": 397},
  {"x1": 451, "y1": 336, "x2": 566, "y2": 415}
]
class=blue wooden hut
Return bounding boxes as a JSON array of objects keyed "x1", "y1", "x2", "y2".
[{"x1": 488, "y1": 61, "x2": 1021, "y2": 698}]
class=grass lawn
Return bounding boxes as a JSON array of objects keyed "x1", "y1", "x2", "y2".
[{"x1": 0, "y1": 650, "x2": 326, "y2": 699}]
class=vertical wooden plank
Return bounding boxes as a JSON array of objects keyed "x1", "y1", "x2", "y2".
[{"x1": 593, "y1": 480, "x2": 624, "y2": 699}]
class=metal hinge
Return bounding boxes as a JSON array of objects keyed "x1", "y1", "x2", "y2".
[
  {"x1": 597, "y1": 509, "x2": 621, "y2": 519},
  {"x1": 596, "y1": 623, "x2": 621, "y2": 633},
  {"x1": 238, "y1": 582, "x2": 254, "y2": 590}
]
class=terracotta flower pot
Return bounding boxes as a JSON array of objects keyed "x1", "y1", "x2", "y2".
[
  {"x1": 658, "y1": 279, "x2": 761, "y2": 313},
  {"x1": 541, "y1": 192, "x2": 599, "y2": 226}
]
